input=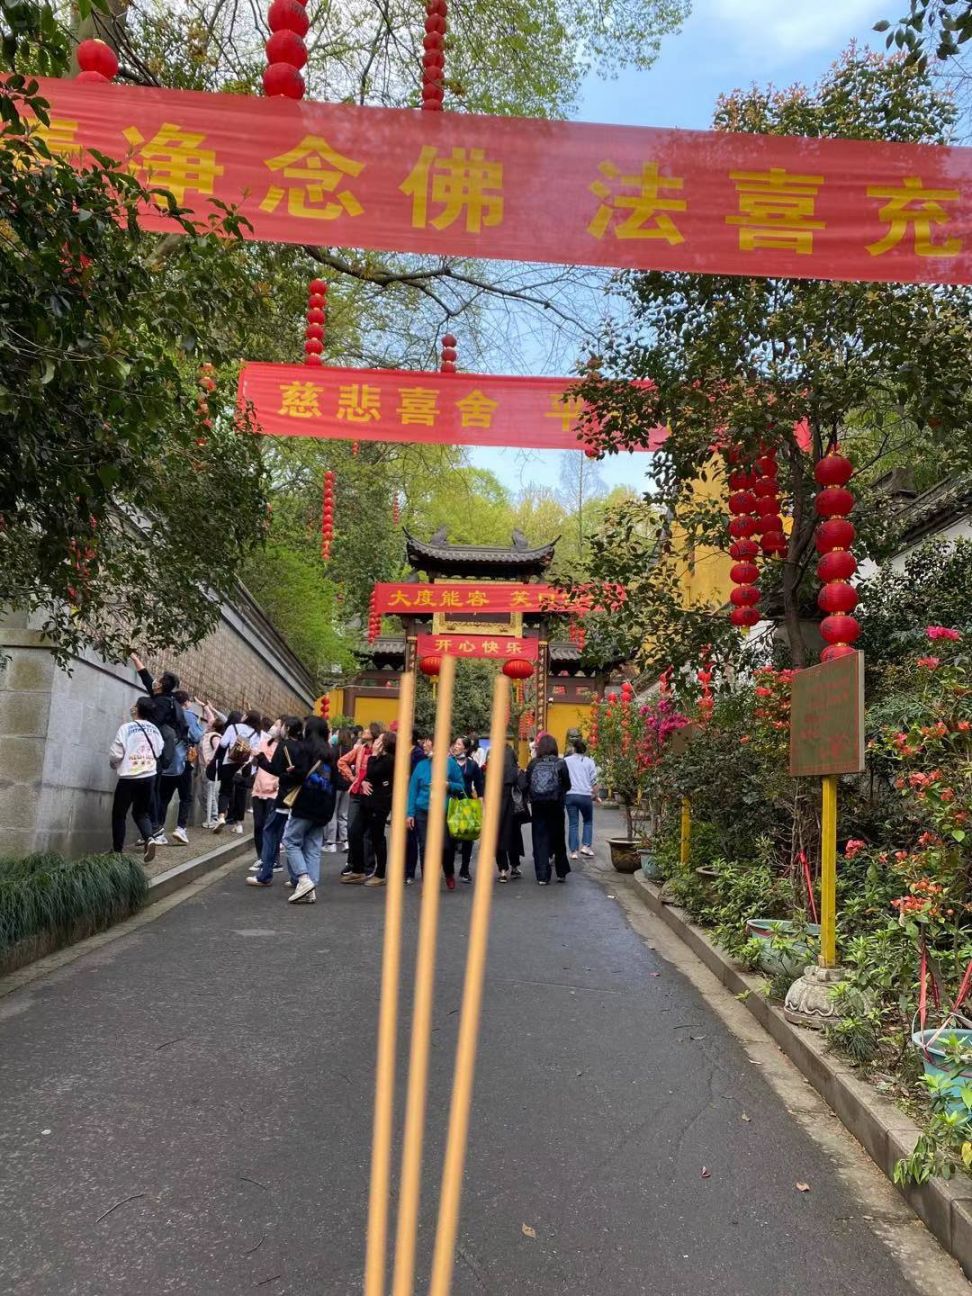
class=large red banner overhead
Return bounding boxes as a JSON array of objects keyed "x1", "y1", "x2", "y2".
[
  {"x1": 416, "y1": 633, "x2": 538, "y2": 661},
  {"x1": 373, "y1": 582, "x2": 611, "y2": 615},
  {"x1": 239, "y1": 362, "x2": 666, "y2": 451},
  {"x1": 28, "y1": 78, "x2": 972, "y2": 286}
]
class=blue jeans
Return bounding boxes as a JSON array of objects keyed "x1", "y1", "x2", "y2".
[
  {"x1": 255, "y1": 807, "x2": 289, "y2": 884},
  {"x1": 283, "y1": 815, "x2": 324, "y2": 885},
  {"x1": 565, "y1": 793, "x2": 594, "y2": 852}
]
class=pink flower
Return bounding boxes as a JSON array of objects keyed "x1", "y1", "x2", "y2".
[
  {"x1": 917, "y1": 656, "x2": 941, "y2": 670},
  {"x1": 754, "y1": 686, "x2": 772, "y2": 697},
  {"x1": 844, "y1": 839, "x2": 867, "y2": 859},
  {"x1": 926, "y1": 626, "x2": 961, "y2": 641}
]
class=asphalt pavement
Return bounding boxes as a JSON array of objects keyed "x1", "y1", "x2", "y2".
[{"x1": 0, "y1": 838, "x2": 954, "y2": 1295}]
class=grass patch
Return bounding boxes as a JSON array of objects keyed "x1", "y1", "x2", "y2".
[{"x1": 0, "y1": 851, "x2": 148, "y2": 963}]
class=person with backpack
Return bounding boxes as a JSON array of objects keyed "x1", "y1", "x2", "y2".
[
  {"x1": 279, "y1": 716, "x2": 336, "y2": 904},
  {"x1": 406, "y1": 740, "x2": 467, "y2": 890},
  {"x1": 152, "y1": 689, "x2": 205, "y2": 845},
  {"x1": 109, "y1": 697, "x2": 164, "y2": 864},
  {"x1": 248, "y1": 719, "x2": 282, "y2": 873},
  {"x1": 130, "y1": 653, "x2": 188, "y2": 845},
  {"x1": 445, "y1": 736, "x2": 484, "y2": 883},
  {"x1": 213, "y1": 709, "x2": 261, "y2": 834},
  {"x1": 200, "y1": 717, "x2": 226, "y2": 829},
  {"x1": 525, "y1": 733, "x2": 571, "y2": 885},
  {"x1": 246, "y1": 716, "x2": 306, "y2": 889}
]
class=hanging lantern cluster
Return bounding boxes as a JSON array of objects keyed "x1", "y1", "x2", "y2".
[
  {"x1": 76, "y1": 38, "x2": 118, "y2": 83},
  {"x1": 367, "y1": 588, "x2": 380, "y2": 644},
  {"x1": 727, "y1": 449, "x2": 762, "y2": 629},
  {"x1": 421, "y1": 0, "x2": 448, "y2": 111},
  {"x1": 568, "y1": 620, "x2": 587, "y2": 653},
  {"x1": 392, "y1": 491, "x2": 401, "y2": 526},
  {"x1": 440, "y1": 332, "x2": 457, "y2": 374},
  {"x1": 195, "y1": 363, "x2": 216, "y2": 445},
  {"x1": 814, "y1": 448, "x2": 859, "y2": 661},
  {"x1": 305, "y1": 277, "x2": 326, "y2": 367},
  {"x1": 518, "y1": 708, "x2": 534, "y2": 740},
  {"x1": 321, "y1": 469, "x2": 335, "y2": 561},
  {"x1": 753, "y1": 447, "x2": 787, "y2": 559},
  {"x1": 263, "y1": 0, "x2": 309, "y2": 99}
]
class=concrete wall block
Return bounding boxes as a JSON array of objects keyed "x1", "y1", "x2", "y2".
[
  {"x1": 0, "y1": 736, "x2": 46, "y2": 785},
  {"x1": 0, "y1": 783, "x2": 45, "y2": 832},
  {"x1": 0, "y1": 826, "x2": 33, "y2": 858},
  {"x1": 0, "y1": 690, "x2": 52, "y2": 738},
  {"x1": 0, "y1": 649, "x2": 55, "y2": 693}
]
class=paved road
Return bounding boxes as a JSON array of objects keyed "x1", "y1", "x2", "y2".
[{"x1": 0, "y1": 843, "x2": 957, "y2": 1295}]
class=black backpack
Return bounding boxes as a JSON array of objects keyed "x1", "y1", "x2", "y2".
[
  {"x1": 529, "y1": 757, "x2": 561, "y2": 802},
  {"x1": 154, "y1": 696, "x2": 187, "y2": 773}
]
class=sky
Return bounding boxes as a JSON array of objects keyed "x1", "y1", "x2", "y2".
[{"x1": 466, "y1": 0, "x2": 885, "y2": 502}]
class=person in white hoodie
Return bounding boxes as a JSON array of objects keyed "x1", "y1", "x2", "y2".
[{"x1": 110, "y1": 697, "x2": 164, "y2": 863}]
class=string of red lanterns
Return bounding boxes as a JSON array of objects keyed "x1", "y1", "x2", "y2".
[
  {"x1": 421, "y1": 0, "x2": 448, "y2": 112},
  {"x1": 263, "y1": 0, "x2": 309, "y2": 99},
  {"x1": 727, "y1": 448, "x2": 762, "y2": 629},
  {"x1": 195, "y1": 362, "x2": 216, "y2": 446},
  {"x1": 76, "y1": 38, "x2": 118, "y2": 83},
  {"x1": 305, "y1": 276, "x2": 326, "y2": 366},
  {"x1": 367, "y1": 588, "x2": 381, "y2": 644},
  {"x1": 697, "y1": 646, "x2": 714, "y2": 722},
  {"x1": 321, "y1": 468, "x2": 335, "y2": 561},
  {"x1": 392, "y1": 491, "x2": 401, "y2": 526},
  {"x1": 814, "y1": 448, "x2": 860, "y2": 661},
  {"x1": 440, "y1": 331, "x2": 457, "y2": 373},
  {"x1": 754, "y1": 448, "x2": 787, "y2": 558}
]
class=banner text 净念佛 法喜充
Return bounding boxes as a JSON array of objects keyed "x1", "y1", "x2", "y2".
[{"x1": 29, "y1": 78, "x2": 972, "y2": 286}]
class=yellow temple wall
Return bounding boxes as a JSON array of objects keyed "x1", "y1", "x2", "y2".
[{"x1": 547, "y1": 701, "x2": 594, "y2": 752}]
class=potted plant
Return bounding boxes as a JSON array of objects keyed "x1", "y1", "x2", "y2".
[{"x1": 590, "y1": 681, "x2": 687, "y2": 873}]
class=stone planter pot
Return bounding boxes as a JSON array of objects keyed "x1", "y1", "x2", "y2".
[
  {"x1": 745, "y1": 918, "x2": 819, "y2": 978},
  {"x1": 608, "y1": 839, "x2": 640, "y2": 873},
  {"x1": 639, "y1": 848, "x2": 662, "y2": 881}
]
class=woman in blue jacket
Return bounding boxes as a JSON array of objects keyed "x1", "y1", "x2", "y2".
[{"x1": 406, "y1": 741, "x2": 466, "y2": 890}]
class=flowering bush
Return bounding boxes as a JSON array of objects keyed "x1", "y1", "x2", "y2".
[{"x1": 589, "y1": 684, "x2": 686, "y2": 839}]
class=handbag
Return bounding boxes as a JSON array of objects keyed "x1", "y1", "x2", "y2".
[
  {"x1": 447, "y1": 796, "x2": 482, "y2": 842},
  {"x1": 283, "y1": 759, "x2": 320, "y2": 808}
]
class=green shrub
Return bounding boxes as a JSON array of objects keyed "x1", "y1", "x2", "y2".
[{"x1": 0, "y1": 852, "x2": 148, "y2": 956}]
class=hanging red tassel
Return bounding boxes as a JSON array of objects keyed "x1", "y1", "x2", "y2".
[{"x1": 813, "y1": 449, "x2": 859, "y2": 661}]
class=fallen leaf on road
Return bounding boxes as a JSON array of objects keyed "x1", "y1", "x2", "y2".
[
  {"x1": 650, "y1": 972, "x2": 661, "y2": 977},
  {"x1": 522, "y1": 1223, "x2": 537, "y2": 1238},
  {"x1": 741, "y1": 1114, "x2": 751, "y2": 1123},
  {"x1": 701, "y1": 1167, "x2": 711, "y2": 1179},
  {"x1": 796, "y1": 1182, "x2": 811, "y2": 1193}
]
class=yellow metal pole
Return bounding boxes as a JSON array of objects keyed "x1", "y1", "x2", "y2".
[
  {"x1": 679, "y1": 797, "x2": 692, "y2": 868},
  {"x1": 819, "y1": 774, "x2": 838, "y2": 969}
]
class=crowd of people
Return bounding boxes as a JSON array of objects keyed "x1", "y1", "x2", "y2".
[{"x1": 108, "y1": 658, "x2": 601, "y2": 905}]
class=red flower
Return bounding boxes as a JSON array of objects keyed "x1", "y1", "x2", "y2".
[
  {"x1": 917, "y1": 656, "x2": 941, "y2": 669},
  {"x1": 844, "y1": 839, "x2": 866, "y2": 859},
  {"x1": 926, "y1": 626, "x2": 961, "y2": 641}
]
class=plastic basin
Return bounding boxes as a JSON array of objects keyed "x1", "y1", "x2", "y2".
[{"x1": 912, "y1": 1029, "x2": 972, "y2": 1114}]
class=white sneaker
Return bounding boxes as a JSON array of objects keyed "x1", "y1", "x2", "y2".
[
  {"x1": 213, "y1": 817, "x2": 225, "y2": 834},
  {"x1": 152, "y1": 833, "x2": 168, "y2": 846},
  {"x1": 143, "y1": 840, "x2": 156, "y2": 864},
  {"x1": 323, "y1": 844, "x2": 337, "y2": 854},
  {"x1": 289, "y1": 876, "x2": 316, "y2": 903},
  {"x1": 273, "y1": 864, "x2": 284, "y2": 872},
  {"x1": 580, "y1": 846, "x2": 595, "y2": 857},
  {"x1": 232, "y1": 823, "x2": 244, "y2": 836},
  {"x1": 570, "y1": 852, "x2": 579, "y2": 860},
  {"x1": 173, "y1": 827, "x2": 189, "y2": 845},
  {"x1": 249, "y1": 861, "x2": 260, "y2": 872}
]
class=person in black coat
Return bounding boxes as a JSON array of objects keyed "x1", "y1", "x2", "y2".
[
  {"x1": 355, "y1": 732, "x2": 398, "y2": 887},
  {"x1": 525, "y1": 733, "x2": 571, "y2": 884},
  {"x1": 272, "y1": 717, "x2": 336, "y2": 905},
  {"x1": 493, "y1": 741, "x2": 525, "y2": 882}
]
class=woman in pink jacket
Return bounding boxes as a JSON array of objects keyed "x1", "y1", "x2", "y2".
[{"x1": 249, "y1": 723, "x2": 281, "y2": 871}]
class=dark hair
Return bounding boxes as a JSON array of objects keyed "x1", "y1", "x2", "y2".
[
  {"x1": 382, "y1": 732, "x2": 397, "y2": 757},
  {"x1": 262, "y1": 715, "x2": 274, "y2": 732},
  {"x1": 573, "y1": 738, "x2": 587, "y2": 755},
  {"x1": 159, "y1": 671, "x2": 179, "y2": 695},
  {"x1": 211, "y1": 719, "x2": 227, "y2": 736},
  {"x1": 412, "y1": 728, "x2": 423, "y2": 744},
  {"x1": 226, "y1": 710, "x2": 243, "y2": 726},
  {"x1": 173, "y1": 689, "x2": 190, "y2": 705},
  {"x1": 134, "y1": 696, "x2": 154, "y2": 720},
  {"x1": 244, "y1": 710, "x2": 262, "y2": 730},
  {"x1": 460, "y1": 736, "x2": 474, "y2": 755},
  {"x1": 368, "y1": 721, "x2": 384, "y2": 740},
  {"x1": 303, "y1": 715, "x2": 332, "y2": 764},
  {"x1": 280, "y1": 715, "x2": 303, "y2": 739},
  {"x1": 536, "y1": 734, "x2": 559, "y2": 758}
]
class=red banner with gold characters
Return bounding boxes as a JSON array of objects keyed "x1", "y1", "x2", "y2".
[
  {"x1": 239, "y1": 362, "x2": 666, "y2": 451},
  {"x1": 416, "y1": 633, "x2": 538, "y2": 661},
  {"x1": 373, "y1": 582, "x2": 611, "y2": 615},
  {"x1": 28, "y1": 78, "x2": 972, "y2": 285}
]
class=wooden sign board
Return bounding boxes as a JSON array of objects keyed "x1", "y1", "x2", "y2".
[
  {"x1": 669, "y1": 720, "x2": 700, "y2": 757},
  {"x1": 789, "y1": 652, "x2": 865, "y2": 778}
]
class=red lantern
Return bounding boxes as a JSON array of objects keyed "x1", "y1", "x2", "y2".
[
  {"x1": 305, "y1": 354, "x2": 323, "y2": 367},
  {"x1": 815, "y1": 486, "x2": 855, "y2": 518},
  {"x1": 307, "y1": 295, "x2": 325, "y2": 311},
  {"x1": 268, "y1": 0, "x2": 310, "y2": 35},
  {"x1": 821, "y1": 644, "x2": 857, "y2": 662},
  {"x1": 814, "y1": 453, "x2": 853, "y2": 488},
  {"x1": 266, "y1": 29, "x2": 307, "y2": 67},
  {"x1": 503, "y1": 658, "x2": 534, "y2": 681},
  {"x1": 419, "y1": 654, "x2": 443, "y2": 677},
  {"x1": 752, "y1": 476, "x2": 778, "y2": 499},
  {"x1": 304, "y1": 337, "x2": 323, "y2": 355},
  {"x1": 730, "y1": 561, "x2": 759, "y2": 585},
  {"x1": 815, "y1": 518, "x2": 856, "y2": 553},
  {"x1": 440, "y1": 360, "x2": 456, "y2": 373},
  {"x1": 729, "y1": 539, "x2": 760, "y2": 561},
  {"x1": 728, "y1": 516, "x2": 758, "y2": 539},
  {"x1": 262, "y1": 61, "x2": 305, "y2": 97},
  {"x1": 761, "y1": 531, "x2": 788, "y2": 555},
  {"x1": 820, "y1": 614, "x2": 861, "y2": 645},
  {"x1": 77, "y1": 38, "x2": 118, "y2": 79},
  {"x1": 76, "y1": 69, "x2": 109, "y2": 84},
  {"x1": 306, "y1": 307, "x2": 325, "y2": 326},
  {"x1": 756, "y1": 453, "x2": 778, "y2": 477},
  {"x1": 441, "y1": 346, "x2": 457, "y2": 363},
  {"x1": 818, "y1": 583, "x2": 859, "y2": 614},
  {"x1": 728, "y1": 491, "x2": 756, "y2": 515},
  {"x1": 753, "y1": 494, "x2": 780, "y2": 516},
  {"x1": 727, "y1": 471, "x2": 750, "y2": 491},
  {"x1": 817, "y1": 550, "x2": 857, "y2": 582},
  {"x1": 305, "y1": 322, "x2": 324, "y2": 341},
  {"x1": 730, "y1": 607, "x2": 760, "y2": 628},
  {"x1": 309, "y1": 278, "x2": 327, "y2": 296},
  {"x1": 730, "y1": 584, "x2": 760, "y2": 608}
]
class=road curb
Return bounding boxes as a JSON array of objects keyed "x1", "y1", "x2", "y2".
[
  {"x1": 632, "y1": 873, "x2": 972, "y2": 1282},
  {"x1": 147, "y1": 836, "x2": 253, "y2": 903}
]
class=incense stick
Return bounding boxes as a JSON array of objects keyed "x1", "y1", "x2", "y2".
[
  {"x1": 391, "y1": 653, "x2": 457, "y2": 1296},
  {"x1": 364, "y1": 669, "x2": 416, "y2": 1296},
  {"x1": 427, "y1": 674, "x2": 510, "y2": 1296}
]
